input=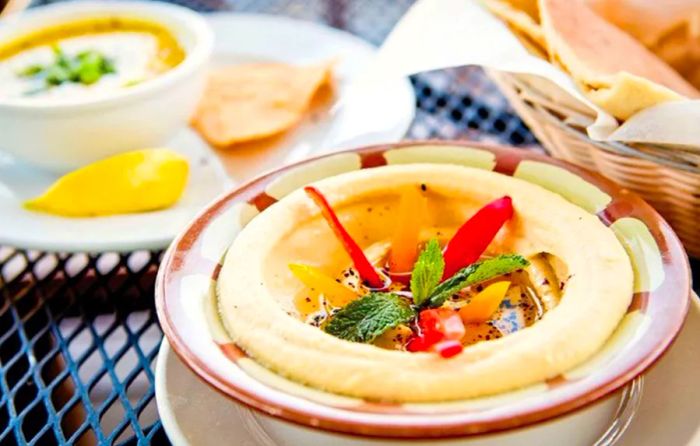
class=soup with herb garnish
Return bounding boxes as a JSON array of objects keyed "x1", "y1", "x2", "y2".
[{"x1": 0, "y1": 17, "x2": 185, "y2": 101}]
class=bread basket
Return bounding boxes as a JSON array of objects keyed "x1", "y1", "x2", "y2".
[{"x1": 488, "y1": 69, "x2": 700, "y2": 257}]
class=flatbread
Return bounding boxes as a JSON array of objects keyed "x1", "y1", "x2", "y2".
[
  {"x1": 589, "y1": 0, "x2": 700, "y2": 90},
  {"x1": 587, "y1": 0, "x2": 695, "y2": 45},
  {"x1": 539, "y1": 0, "x2": 699, "y2": 119},
  {"x1": 481, "y1": 0, "x2": 547, "y2": 58},
  {"x1": 192, "y1": 61, "x2": 333, "y2": 147},
  {"x1": 650, "y1": 20, "x2": 700, "y2": 91},
  {"x1": 504, "y1": 0, "x2": 539, "y2": 22}
]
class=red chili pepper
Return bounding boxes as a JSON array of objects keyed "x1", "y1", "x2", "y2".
[
  {"x1": 406, "y1": 308, "x2": 465, "y2": 356},
  {"x1": 442, "y1": 196, "x2": 514, "y2": 279},
  {"x1": 304, "y1": 186, "x2": 384, "y2": 288}
]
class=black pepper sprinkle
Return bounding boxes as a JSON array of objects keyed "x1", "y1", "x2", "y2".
[
  {"x1": 305, "y1": 297, "x2": 311, "y2": 303},
  {"x1": 420, "y1": 183, "x2": 427, "y2": 191},
  {"x1": 475, "y1": 284, "x2": 484, "y2": 292},
  {"x1": 542, "y1": 278, "x2": 550, "y2": 285},
  {"x1": 559, "y1": 281, "x2": 565, "y2": 290},
  {"x1": 335, "y1": 278, "x2": 341, "y2": 283},
  {"x1": 367, "y1": 207, "x2": 373, "y2": 212}
]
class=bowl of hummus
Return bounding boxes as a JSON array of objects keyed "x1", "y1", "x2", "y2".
[
  {"x1": 156, "y1": 141, "x2": 690, "y2": 444},
  {"x1": 0, "y1": 1, "x2": 213, "y2": 171}
]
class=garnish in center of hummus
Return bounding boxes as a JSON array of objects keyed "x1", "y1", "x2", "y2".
[{"x1": 290, "y1": 186, "x2": 550, "y2": 359}]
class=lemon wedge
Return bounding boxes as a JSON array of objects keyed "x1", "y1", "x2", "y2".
[{"x1": 24, "y1": 149, "x2": 189, "y2": 217}]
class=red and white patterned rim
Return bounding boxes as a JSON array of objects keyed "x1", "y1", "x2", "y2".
[{"x1": 155, "y1": 141, "x2": 690, "y2": 439}]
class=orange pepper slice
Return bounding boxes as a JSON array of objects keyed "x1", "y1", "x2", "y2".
[
  {"x1": 459, "y1": 281, "x2": 510, "y2": 324},
  {"x1": 289, "y1": 263, "x2": 358, "y2": 307},
  {"x1": 389, "y1": 185, "x2": 426, "y2": 273}
]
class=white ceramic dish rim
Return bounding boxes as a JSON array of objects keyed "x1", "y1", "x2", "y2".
[
  {"x1": 0, "y1": 0, "x2": 214, "y2": 112},
  {"x1": 154, "y1": 337, "x2": 644, "y2": 446}
]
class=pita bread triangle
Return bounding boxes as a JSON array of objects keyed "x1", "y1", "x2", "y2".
[{"x1": 539, "y1": 0, "x2": 699, "y2": 119}]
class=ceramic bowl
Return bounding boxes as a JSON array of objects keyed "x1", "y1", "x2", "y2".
[
  {"x1": 156, "y1": 141, "x2": 690, "y2": 444},
  {"x1": 0, "y1": 1, "x2": 213, "y2": 172}
]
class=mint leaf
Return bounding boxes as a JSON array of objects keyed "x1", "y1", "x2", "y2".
[
  {"x1": 410, "y1": 239, "x2": 444, "y2": 306},
  {"x1": 324, "y1": 292, "x2": 415, "y2": 343},
  {"x1": 426, "y1": 254, "x2": 529, "y2": 307}
]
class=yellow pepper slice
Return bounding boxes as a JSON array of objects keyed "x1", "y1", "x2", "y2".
[
  {"x1": 389, "y1": 186, "x2": 426, "y2": 273},
  {"x1": 289, "y1": 263, "x2": 358, "y2": 307},
  {"x1": 459, "y1": 281, "x2": 510, "y2": 324}
]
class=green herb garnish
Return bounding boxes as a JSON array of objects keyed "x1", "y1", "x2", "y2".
[
  {"x1": 323, "y1": 255, "x2": 529, "y2": 343},
  {"x1": 18, "y1": 45, "x2": 116, "y2": 92},
  {"x1": 426, "y1": 254, "x2": 529, "y2": 307},
  {"x1": 324, "y1": 292, "x2": 415, "y2": 343},
  {"x1": 410, "y1": 239, "x2": 444, "y2": 306}
]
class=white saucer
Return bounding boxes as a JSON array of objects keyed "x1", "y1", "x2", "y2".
[
  {"x1": 155, "y1": 295, "x2": 700, "y2": 446},
  {"x1": 0, "y1": 13, "x2": 415, "y2": 253}
]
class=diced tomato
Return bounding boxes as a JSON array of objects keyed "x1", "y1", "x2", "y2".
[
  {"x1": 407, "y1": 308, "x2": 465, "y2": 356},
  {"x1": 406, "y1": 335, "x2": 430, "y2": 352},
  {"x1": 419, "y1": 308, "x2": 466, "y2": 341},
  {"x1": 432, "y1": 340, "x2": 463, "y2": 358}
]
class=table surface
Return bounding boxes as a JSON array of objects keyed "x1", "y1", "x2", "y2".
[{"x1": 0, "y1": 1, "x2": 695, "y2": 445}]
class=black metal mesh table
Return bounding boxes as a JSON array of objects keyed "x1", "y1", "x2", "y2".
[{"x1": 1, "y1": 1, "x2": 690, "y2": 445}]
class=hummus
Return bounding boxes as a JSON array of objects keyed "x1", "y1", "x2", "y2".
[{"x1": 217, "y1": 164, "x2": 633, "y2": 402}]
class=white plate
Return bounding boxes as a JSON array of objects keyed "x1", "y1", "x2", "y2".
[
  {"x1": 156, "y1": 295, "x2": 700, "y2": 446},
  {"x1": 0, "y1": 13, "x2": 415, "y2": 253}
]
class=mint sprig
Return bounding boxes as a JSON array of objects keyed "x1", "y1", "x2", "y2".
[
  {"x1": 324, "y1": 292, "x2": 415, "y2": 343},
  {"x1": 410, "y1": 239, "x2": 444, "y2": 306},
  {"x1": 426, "y1": 254, "x2": 529, "y2": 307}
]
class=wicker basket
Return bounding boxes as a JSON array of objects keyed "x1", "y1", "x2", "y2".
[{"x1": 488, "y1": 69, "x2": 700, "y2": 258}]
